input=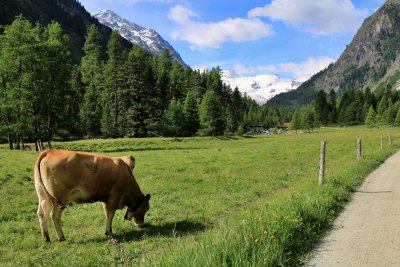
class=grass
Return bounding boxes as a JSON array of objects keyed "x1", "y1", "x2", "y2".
[{"x1": 0, "y1": 126, "x2": 398, "y2": 266}]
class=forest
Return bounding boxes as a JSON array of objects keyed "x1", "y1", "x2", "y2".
[
  {"x1": 1, "y1": 17, "x2": 399, "y2": 151},
  {"x1": 0, "y1": 16, "x2": 279, "y2": 150},
  {"x1": 292, "y1": 87, "x2": 400, "y2": 131}
]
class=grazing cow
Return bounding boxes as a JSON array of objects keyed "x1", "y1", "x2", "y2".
[{"x1": 34, "y1": 149, "x2": 150, "y2": 242}]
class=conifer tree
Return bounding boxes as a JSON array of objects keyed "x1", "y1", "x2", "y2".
[
  {"x1": 102, "y1": 30, "x2": 125, "y2": 137},
  {"x1": 80, "y1": 24, "x2": 104, "y2": 137},
  {"x1": 154, "y1": 49, "x2": 172, "y2": 111},
  {"x1": 125, "y1": 46, "x2": 155, "y2": 137},
  {"x1": 183, "y1": 90, "x2": 200, "y2": 136},
  {"x1": 328, "y1": 89, "x2": 337, "y2": 124},
  {"x1": 199, "y1": 90, "x2": 225, "y2": 136},
  {"x1": 163, "y1": 99, "x2": 185, "y2": 136},
  {"x1": 365, "y1": 105, "x2": 376, "y2": 128},
  {"x1": 40, "y1": 21, "x2": 72, "y2": 148},
  {"x1": 395, "y1": 107, "x2": 400, "y2": 126}
]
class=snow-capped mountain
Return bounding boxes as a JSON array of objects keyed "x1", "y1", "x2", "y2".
[
  {"x1": 221, "y1": 69, "x2": 301, "y2": 105},
  {"x1": 94, "y1": 10, "x2": 187, "y2": 66}
]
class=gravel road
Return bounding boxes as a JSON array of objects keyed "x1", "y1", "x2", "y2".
[{"x1": 306, "y1": 151, "x2": 400, "y2": 267}]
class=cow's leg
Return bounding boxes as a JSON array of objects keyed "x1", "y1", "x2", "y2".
[
  {"x1": 103, "y1": 203, "x2": 116, "y2": 237},
  {"x1": 101, "y1": 202, "x2": 108, "y2": 218},
  {"x1": 51, "y1": 206, "x2": 66, "y2": 241},
  {"x1": 37, "y1": 198, "x2": 52, "y2": 242}
]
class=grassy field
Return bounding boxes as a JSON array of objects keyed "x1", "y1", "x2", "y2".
[{"x1": 0, "y1": 127, "x2": 398, "y2": 266}]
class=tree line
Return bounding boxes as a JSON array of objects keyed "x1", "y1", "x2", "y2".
[
  {"x1": 290, "y1": 87, "x2": 400, "y2": 131},
  {"x1": 0, "y1": 16, "x2": 278, "y2": 150}
]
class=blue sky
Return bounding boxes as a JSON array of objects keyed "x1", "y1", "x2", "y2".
[{"x1": 78, "y1": 0, "x2": 385, "y2": 80}]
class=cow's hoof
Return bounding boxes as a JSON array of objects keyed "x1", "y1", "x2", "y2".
[{"x1": 58, "y1": 237, "x2": 66, "y2": 242}]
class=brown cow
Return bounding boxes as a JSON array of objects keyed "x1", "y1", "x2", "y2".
[{"x1": 34, "y1": 149, "x2": 150, "y2": 242}]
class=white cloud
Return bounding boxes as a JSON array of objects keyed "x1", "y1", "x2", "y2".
[
  {"x1": 168, "y1": 4, "x2": 198, "y2": 23},
  {"x1": 230, "y1": 57, "x2": 334, "y2": 81},
  {"x1": 232, "y1": 64, "x2": 277, "y2": 76},
  {"x1": 248, "y1": 0, "x2": 367, "y2": 35},
  {"x1": 278, "y1": 57, "x2": 334, "y2": 81},
  {"x1": 168, "y1": 5, "x2": 273, "y2": 49}
]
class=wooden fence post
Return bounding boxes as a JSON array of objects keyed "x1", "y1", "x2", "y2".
[
  {"x1": 381, "y1": 135, "x2": 383, "y2": 150},
  {"x1": 319, "y1": 141, "x2": 326, "y2": 185},
  {"x1": 389, "y1": 132, "x2": 392, "y2": 146},
  {"x1": 357, "y1": 139, "x2": 362, "y2": 161}
]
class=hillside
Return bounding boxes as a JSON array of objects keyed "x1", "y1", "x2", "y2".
[
  {"x1": 0, "y1": 0, "x2": 132, "y2": 63},
  {"x1": 266, "y1": 0, "x2": 400, "y2": 107}
]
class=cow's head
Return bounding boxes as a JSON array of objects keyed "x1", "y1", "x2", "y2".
[{"x1": 124, "y1": 194, "x2": 151, "y2": 228}]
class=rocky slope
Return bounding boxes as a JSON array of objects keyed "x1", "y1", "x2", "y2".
[
  {"x1": 266, "y1": 0, "x2": 400, "y2": 107},
  {"x1": 94, "y1": 10, "x2": 187, "y2": 66}
]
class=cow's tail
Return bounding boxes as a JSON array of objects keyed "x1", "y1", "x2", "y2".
[{"x1": 34, "y1": 151, "x2": 65, "y2": 209}]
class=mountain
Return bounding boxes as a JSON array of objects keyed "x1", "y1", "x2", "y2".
[
  {"x1": 221, "y1": 69, "x2": 301, "y2": 105},
  {"x1": 266, "y1": 0, "x2": 400, "y2": 107},
  {"x1": 0, "y1": 0, "x2": 132, "y2": 63},
  {"x1": 94, "y1": 10, "x2": 187, "y2": 67}
]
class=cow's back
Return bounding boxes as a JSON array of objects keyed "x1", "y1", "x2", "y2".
[{"x1": 39, "y1": 150, "x2": 130, "y2": 204}]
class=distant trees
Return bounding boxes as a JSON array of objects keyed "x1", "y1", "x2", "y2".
[
  {"x1": 7, "y1": 16, "x2": 400, "y2": 149},
  {"x1": 0, "y1": 16, "x2": 71, "y2": 150},
  {"x1": 2, "y1": 16, "x2": 281, "y2": 149},
  {"x1": 289, "y1": 86, "x2": 400, "y2": 131}
]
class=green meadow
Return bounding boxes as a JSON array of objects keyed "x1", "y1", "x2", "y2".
[{"x1": 0, "y1": 127, "x2": 398, "y2": 266}]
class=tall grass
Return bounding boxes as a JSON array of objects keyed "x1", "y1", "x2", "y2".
[
  {"x1": 0, "y1": 127, "x2": 398, "y2": 266},
  {"x1": 155, "y1": 149, "x2": 393, "y2": 266}
]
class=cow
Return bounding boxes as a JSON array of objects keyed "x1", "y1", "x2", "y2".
[{"x1": 33, "y1": 149, "x2": 150, "y2": 242}]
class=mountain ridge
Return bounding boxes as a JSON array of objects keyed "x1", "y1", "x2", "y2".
[
  {"x1": 266, "y1": 0, "x2": 400, "y2": 107},
  {"x1": 94, "y1": 10, "x2": 187, "y2": 67}
]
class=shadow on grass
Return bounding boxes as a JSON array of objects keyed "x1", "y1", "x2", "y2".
[{"x1": 75, "y1": 220, "x2": 208, "y2": 244}]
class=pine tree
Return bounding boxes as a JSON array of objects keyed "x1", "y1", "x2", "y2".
[
  {"x1": 169, "y1": 61, "x2": 185, "y2": 100},
  {"x1": 395, "y1": 107, "x2": 400, "y2": 126},
  {"x1": 125, "y1": 46, "x2": 155, "y2": 137},
  {"x1": 80, "y1": 24, "x2": 104, "y2": 137},
  {"x1": 154, "y1": 49, "x2": 172, "y2": 111},
  {"x1": 290, "y1": 110, "x2": 300, "y2": 131},
  {"x1": 230, "y1": 87, "x2": 244, "y2": 132},
  {"x1": 314, "y1": 90, "x2": 329, "y2": 125},
  {"x1": 328, "y1": 89, "x2": 337, "y2": 124},
  {"x1": 199, "y1": 90, "x2": 225, "y2": 136},
  {"x1": 300, "y1": 106, "x2": 316, "y2": 132},
  {"x1": 365, "y1": 105, "x2": 376, "y2": 128},
  {"x1": 40, "y1": 21, "x2": 72, "y2": 148},
  {"x1": 207, "y1": 67, "x2": 223, "y2": 97},
  {"x1": 385, "y1": 99, "x2": 396, "y2": 125},
  {"x1": 102, "y1": 30, "x2": 125, "y2": 137},
  {"x1": 183, "y1": 90, "x2": 199, "y2": 136},
  {"x1": 163, "y1": 99, "x2": 185, "y2": 136}
]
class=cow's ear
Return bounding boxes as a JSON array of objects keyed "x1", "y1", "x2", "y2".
[{"x1": 144, "y1": 194, "x2": 151, "y2": 201}]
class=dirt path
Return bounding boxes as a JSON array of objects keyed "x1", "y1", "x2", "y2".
[{"x1": 306, "y1": 151, "x2": 400, "y2": 267}]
